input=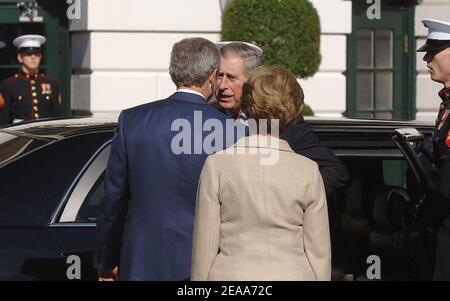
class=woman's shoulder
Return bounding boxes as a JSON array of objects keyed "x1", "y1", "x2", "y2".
[{"x1": 286, "y1": 151, "x2": 318, "y2": 168}]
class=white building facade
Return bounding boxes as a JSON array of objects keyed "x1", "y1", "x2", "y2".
[
  {"x1": 69, "y1": 0, "x2": 450, "y2": 121},
  {"x1": 415, "y1": 0, "x2": 450, "y2": 121}
]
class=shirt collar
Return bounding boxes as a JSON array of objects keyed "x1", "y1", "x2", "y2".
[{"x1": 176, "y1": 89, "x2": 205, "y2": 100}]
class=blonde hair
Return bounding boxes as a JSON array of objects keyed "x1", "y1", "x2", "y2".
[{"x1": 240, "y1": 66, "x2": 304, "y2": 134}]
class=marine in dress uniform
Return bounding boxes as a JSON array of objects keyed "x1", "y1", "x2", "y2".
[
  {"x1": 417, "y1": 18, "x2": 450, "y2": 281},
  {"x1": 0, "y1": 35, "x2": 62, "y2": 126}
]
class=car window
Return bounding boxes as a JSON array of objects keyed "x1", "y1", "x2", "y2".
[
  {"x1": 383, "y1": 159, "x2": 408, "y2": 187},
  {"x1": 0, "y1": 131, "x2": 114, "y2": 227},
  {"x1": 0, "y1": 132, "x2": 50, "y2": 166},
  {"x1": 75, "y1": 172, "x2": 105, "y2": 223},
  {"x1": 58, "y1": 143, "x2": 110, "y2": 223}
]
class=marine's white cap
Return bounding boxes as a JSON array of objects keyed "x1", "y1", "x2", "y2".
[
  {"x1": 13, "y1": 34, "x2": 46, "y2": 50},
  {"x1": 215, "y1": 41, "x2": 263, "y2": 56},
  {"x1": 417, "y1": 19, "x2": 450, "y2": 52}
]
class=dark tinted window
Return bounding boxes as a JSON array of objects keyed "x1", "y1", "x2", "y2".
[
  {"x1": 58, "y1": 144, "x2": 111, "y2": 223},
  {"x1": 0, "y1": 131, "x2": 114, "y2": 227},
  {"x1": 0, "y1": 132, "x2": 51, "y2": 166},
  {"x1": 383, "y1": 159, "x2": 408, "y2": 187}
]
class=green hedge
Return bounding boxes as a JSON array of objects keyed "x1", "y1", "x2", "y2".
[
  {"x1": 303, "y1": 104, "x2": 314, "y2": 116},
  {"x1": 221, "y1": 0, "x2": 321, "y2": 79}
]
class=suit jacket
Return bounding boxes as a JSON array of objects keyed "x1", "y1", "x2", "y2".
[
  {"x1": 191, "y1": 135, "x2": 331, "y2": 281},
  {"x1": 95, "y1": 91, "x2": 238, "y2": 281}
]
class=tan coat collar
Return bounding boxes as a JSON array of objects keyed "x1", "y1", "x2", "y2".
[{"x1": 233, "y1": 135, "x2": 294, "y2": 152}]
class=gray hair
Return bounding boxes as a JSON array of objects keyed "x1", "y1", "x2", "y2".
[
  {"x1": 219, "y1": 42, "x2": 261, "y2": 77},
  {"x1": 169, "y1": 37, "x2": 220, "y2": 88}
]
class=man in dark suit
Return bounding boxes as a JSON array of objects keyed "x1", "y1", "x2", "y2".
[
  {"x1": 95, "y1": 37, "x2": 234, "y2": 281},
  {"x1": 214, "y1": 41, "x2": 349, "y2": 196}
]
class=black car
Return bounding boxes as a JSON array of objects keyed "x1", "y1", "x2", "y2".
[
  {"x1": 0, "y1": 117, "x2": 116, "y2": 280},
  {"x1": 0, "y1": 116, "x2": 437, "y2": 280}
]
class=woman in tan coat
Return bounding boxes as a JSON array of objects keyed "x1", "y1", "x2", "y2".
[{"x1": 191, "y1": 66, "x2": 331, "y2": 281}]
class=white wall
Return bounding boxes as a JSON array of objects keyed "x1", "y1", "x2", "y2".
[
  {"x1": 300, "y1": 0, "x2": 351, "y2": 116},
  {"x1": 415, "y1": 0, "x2": 450, "y2": 121},
  {"x1": 70, "y1": 0, "x2": 351, "y2": 116}
]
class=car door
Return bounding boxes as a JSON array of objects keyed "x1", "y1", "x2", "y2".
[
  {"x1": 46, "y1": 142, "x2": 111, "y2": 280},
  {"x1": 392, "y1": 127, "x2": 438, "y2": 277},
  {"x1": 0, "y1": 130, "x2": 114, "y2": 280},
  {"x1": 392, "y1": 128, "x2": 430, "y2": 190}
]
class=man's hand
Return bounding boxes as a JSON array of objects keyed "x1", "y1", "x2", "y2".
[{"x1": 98, "y1": 266, "x2": 118, "y2": 281}]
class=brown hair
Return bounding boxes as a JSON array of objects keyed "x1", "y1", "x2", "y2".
[{"x1": 240, "y1": 65, "x2": 304, "y2": 134}]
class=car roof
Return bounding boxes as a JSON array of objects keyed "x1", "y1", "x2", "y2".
[
  {"x1": 0, "y1": 115, "x2": 434, "y2": 140},
  {"x1": 0, "y1": 115, "x2": 119, "y2": 140},
  {"x1": 304, "y1": 116, "x2": 434, "y2": 128}
]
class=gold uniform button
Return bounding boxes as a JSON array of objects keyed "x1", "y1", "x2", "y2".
[
  {"x1": 33, "y1": 106, "x2": 39, "y2": 112},
  {"x1": 34, "y1": 113, "x2": 39, "y2": 119},
  {"x1": 31, "y1": 86, "x2": 36, "y2": 91},
  {"x1": 18, "y1": 96, "x2": 23, "y2": 101},
  {"x1": 32, "y1": 92, "x2": 37, "y2": 97},
  {"x1": 30, "y1": 80, "x2": 36, "y2": 85},
  {"x1": 33, "y1": 99, "x2": 38, "y2": 104},
  {"x1": 46, "y1": 96, "x2": 50, "y2": 100}
]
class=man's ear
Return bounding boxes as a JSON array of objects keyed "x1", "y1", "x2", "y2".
[
  {"x1": 206, "y1": 69, "x2": 219, "y2": 96},
  {"x1": 209, "y1": 69, "x2": 218, "y2": 82},
  {"x1": 17, "y1": 53, "x2": 23, "y2": 64}
]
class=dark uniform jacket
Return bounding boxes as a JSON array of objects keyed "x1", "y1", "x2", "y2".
[
  {"x1": 419, "y1": 86, "x2": 450, "y2": 224},
  {"x1": 420, "y1": 86, "x2": 450, "y2": 280},
  {"x1": 0, "y1": 70, "x2": 62, "y2": 126}
]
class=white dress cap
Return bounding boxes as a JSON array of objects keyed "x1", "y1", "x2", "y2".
[
  {"x1": 215, "y1": 41, "x2": 263, "y2": 56},
  {"x1": 417, "y1": 19, "x2": 450, "y2": 52},
  {"x1": 422, "y1": 19, "x2": 450, "y2": 41},
  {"x1": 13, "y1": 34, "x2": 46, "y2": 49}
]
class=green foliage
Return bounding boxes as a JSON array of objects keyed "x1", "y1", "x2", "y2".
[
  {"x1": 222, "y1": 0, "x2": 321, "y2": 78},
  {"x1": 303, "y1": 103, "x2": 314, "y2": 116}
]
